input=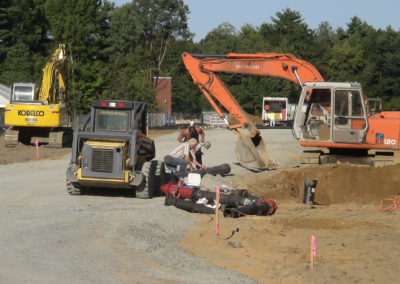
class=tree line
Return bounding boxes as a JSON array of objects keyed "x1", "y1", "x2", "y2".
[{"x1": 1, "y1": 0, "x2": 399, "y2": 116}]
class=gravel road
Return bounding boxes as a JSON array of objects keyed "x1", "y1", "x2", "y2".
[{"x1": 0, "y1": 129, "x2": 299, "y2": 283}]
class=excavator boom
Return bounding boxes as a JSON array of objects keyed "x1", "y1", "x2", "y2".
[
  {"x1": 39, "y1": 44, "x2": 67, "y2": 103},
  {"x1": 182, "y1": 52, "x2": 323, "y2": 169}
]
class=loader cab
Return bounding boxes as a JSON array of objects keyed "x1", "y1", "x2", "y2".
[
  {"x1": 89, "y1": 100, "x2": 147, "y2": 134},
  {"x1": 293, "y1": 82, "x2": 368, "y2": 144},
  {"x1": 95, "y1": 107, "x2": 130, "y2": 132}
]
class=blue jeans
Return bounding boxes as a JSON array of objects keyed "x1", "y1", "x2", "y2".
[{"x1": 164, "y1": 155, "x2": 188, "y2": 173}]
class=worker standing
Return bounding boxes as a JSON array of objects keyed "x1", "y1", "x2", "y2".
[
  {"x1": 178, "y1": 121, "x2": 206, "y2": 168},
  {"x1": 267, "y1": 112, "x2": 276, "y2": 127}
]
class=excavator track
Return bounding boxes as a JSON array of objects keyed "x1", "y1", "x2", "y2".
[
  {"x1": 301, "y1": 148, "x2": 400, "y2": 167},
  {"x1": 47, "y1": 129, "x2": 72, "y2": 148},
  {"x1": 300, "y1": 149, "x2": 323, "y2": 165},
  {"x1": 4, "y1": 129, "x2": 19, "y2": 147},
  {"x1": 48, "y1": 131, "x2": 64, "y2": 148},
  {"x1": 369, "y1": 150, "x2": 400, "y2": 167}
]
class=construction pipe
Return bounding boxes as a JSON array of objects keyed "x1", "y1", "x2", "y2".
[
  {"x1": 192, "y1": 188, "x2": 260, "y2": 207},
  {"x1": 194, "y1": 163, "x2": 231, "y2": 176},
  {"x1": 173, "y1": 163, "x2": 231, "y2": 178},
  {"x1": 223, "y1": 200, "x2": 277, "y2": 218},
  {"x1": 164, "y1": 195, "x2": 215, "y2": 214},
  {"x1": 161, "y1": 182, "x2": 259, "y2": 207}
]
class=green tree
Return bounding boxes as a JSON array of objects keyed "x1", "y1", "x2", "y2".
[
  {"x1": 104, "y1": 0, "x2": 191, "y2": 111},
  {"x1": 45, "y1": 0, "x2": 114, "y2": 114},
  {"x1": 259, "y1": 8, "x2": 315, "y2": 58},
  {"x1": 124, "y1": 0, "x2": 191, "y2": 78},
  {"x1": 0, "y1": 0, "x2": 50, "y2": 85},
  {"x1": 199, "y1": 22, "x2": 238, "y2": 53},
  {"x1": 366, "y1": 27, "x2": 400, "y2": 109},
  {"x1": 164, "y1": 39, "x2": 207, "y2": 113},
  {"x1": 0, "y1": 42, "x2": 33, "y2": 85},
  {"x1": 236, "y1": 24, "x2": 271, "y2": 53},
  {"x1": 313, "y1": 21, "x2": 335, "y2": 78}
]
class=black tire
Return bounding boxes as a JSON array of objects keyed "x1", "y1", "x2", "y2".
[
  {"x1": 154, "y1": 161, "x2": 166, "y2": 196},
  {"x1": 67, "y1": 181, "x2": 83, "y2": 195},
  {"x1": 135, "y1": 160, "x2": 157, "y2": 199}
]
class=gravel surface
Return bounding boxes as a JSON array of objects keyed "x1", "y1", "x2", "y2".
[{"x1": 0, "y1": 128, "x2": 298, "y2": 283}]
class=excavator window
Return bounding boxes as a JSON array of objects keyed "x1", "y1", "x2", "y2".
[
  {"x1": 302, "y1": 88, "x2": 332, "y2": 139},
  {"x1": 334, "y1": 91, "x2": 349, "y2": 116},
  {"x1": 334, "y1": 90, "x2": 366, "y2": 130},
  {"x1": 12, "y1": 86, "x2": 34, "y2": 102}
]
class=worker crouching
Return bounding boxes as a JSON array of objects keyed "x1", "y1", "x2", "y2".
[{"x1": 164, "y1": 138, "x2": 206, "y2": 173}]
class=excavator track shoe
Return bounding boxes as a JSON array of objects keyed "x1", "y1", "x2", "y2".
[{"x1": 4, "y1": 129, "x2": 19, "y2": 147}]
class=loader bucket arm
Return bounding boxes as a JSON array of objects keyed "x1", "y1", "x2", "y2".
[{"x1": 182, "y1": 52, "x2": 323, "y2": 169}]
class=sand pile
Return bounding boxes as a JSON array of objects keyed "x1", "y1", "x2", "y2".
[
  {"x1": 182, "y1": 164, "x2": 400, "y2": 283},
  {"x1": 0, "y1": 136, "x2": 71, "y2": 164},
  {"x1": 235, "y1": 164, "x2": 400, "y2": 205}
]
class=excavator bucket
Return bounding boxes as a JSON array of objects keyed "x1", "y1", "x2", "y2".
[{"x1": 235, "y1": 133, "x2": 279, "y2": 170}]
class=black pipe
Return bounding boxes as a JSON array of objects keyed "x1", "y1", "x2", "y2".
[
  {"x1": 192, "y1": 188, "x2": 259, "y2": 207},
  {"x1": 164, "y1": 195, "x2": 215, "y2": 214},
  {"x1": 174, "y1": 163, "x2": 231, "y2": 178},
  {"x1": 197, "y1": 163, "x2": 231, "y2": 176},
  {"x1": 303, "y1": 179, "x2": 318, "y2": 204},
  {"x1": 223, "y1": 203, "x2": 272, "y2": 218}
]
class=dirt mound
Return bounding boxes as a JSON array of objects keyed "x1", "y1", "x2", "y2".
[
  {"x1": 0, "y1": 129, "x2": 174, "y2": 165},
  {"x1": 0, "y1": 136, "x2": 71, "y2": 165},
  {"x1": 182, "y1": 164, "x2": 400, "y2": 283},
  {"x1": 231, "y1": 164, "x2": 400, "y2": 205}
]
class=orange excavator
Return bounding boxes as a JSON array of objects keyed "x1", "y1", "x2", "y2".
[
  {"x1": 182, "y1": 52, "x2": 323, "y2": 169},
  {"x1": 183, "y1": 52, "x2": 400, "y2": 167}
]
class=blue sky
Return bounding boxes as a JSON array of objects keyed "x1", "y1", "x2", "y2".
[{"x1": 113, "y1": 0, "x2": 399, "y2": 42}]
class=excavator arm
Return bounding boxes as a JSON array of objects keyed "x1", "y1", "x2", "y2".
[
  {"x1": 39, "y1": 44, "x2": 67, "y2": 104},
  {"x1": 182, "y1": 52, "x2": 323, "y2": 169}
]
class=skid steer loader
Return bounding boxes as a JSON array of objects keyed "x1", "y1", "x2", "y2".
[{"x1": 66, "y1": 100, "x2": 165, "y2": 198}]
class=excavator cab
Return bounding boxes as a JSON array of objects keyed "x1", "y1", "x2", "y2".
[
  {"x1": 10, "y1": 83, "x2": 40, "y2": 103},
  {"x1": 293, "y1": 82, "x2": 368, "y2": 144}
]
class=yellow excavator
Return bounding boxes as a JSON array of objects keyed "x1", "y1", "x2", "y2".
[{"x1": 4, "y1": 44, "x2": 70, "y2": 147}]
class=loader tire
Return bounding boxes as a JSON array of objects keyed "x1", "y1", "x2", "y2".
[
  {"x1": 154, "y1": 161, "x2": 166, "y2": 196},
  {"x1": 135, "y1": 160, "x2": 157, "y2": 199},
  {"x1": 67, "y1": 181, "x2": 83, "y2": 195}
]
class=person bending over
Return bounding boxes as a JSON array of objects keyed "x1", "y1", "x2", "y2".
[
  {"x1": 164, "y1": 138, "x2": 206, "y2": 173},
  {"x1": 177, "y1": 121, "x2": 205, "y2": 167}
]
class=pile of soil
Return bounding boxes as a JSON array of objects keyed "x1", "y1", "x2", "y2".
[
  {"x1": 0, "y1": 136, "x2": 71, "y2": 165},
  {"x1": 182, "y1": 164, "x2": 400, "y2": 283},
  {"x1": 0, "y1": 129, "x2": 176, "y2": 165},
  {"x1": 232, "y1": 164, "x2": 400, "y2": 205}
]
